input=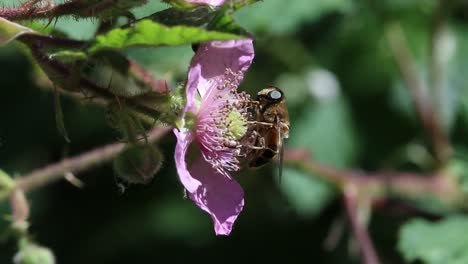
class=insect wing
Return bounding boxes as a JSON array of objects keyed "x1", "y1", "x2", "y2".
[{"x1": 276, "y1": 117, "x2": 284, "y2": 184}]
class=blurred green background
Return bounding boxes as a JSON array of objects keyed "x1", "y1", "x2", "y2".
[{"x1": 2, "y1": 0, "x2": 468, "y2": 263}]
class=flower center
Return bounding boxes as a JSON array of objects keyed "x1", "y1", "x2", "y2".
[
  {"x1": 195, "y1": 69, "x2": 251, "y2": 178},
  {"x1": 225, "y1": 111, "x2": 248, "y2": 141}
]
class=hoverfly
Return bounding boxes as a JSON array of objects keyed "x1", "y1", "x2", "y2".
[{"x1": 243, "y1": 86, "x2": 290, "y2": 181}]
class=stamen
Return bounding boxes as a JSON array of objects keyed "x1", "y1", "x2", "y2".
[{"x1": 195, "y1": 69, "x2": 251, "y2": 177}]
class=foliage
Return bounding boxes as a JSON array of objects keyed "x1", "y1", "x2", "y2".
[{"x1": 398, "y1": 216, "x2": 468, "y2": 264}]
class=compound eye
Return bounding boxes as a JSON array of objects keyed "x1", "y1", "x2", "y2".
[{"x1": 269, "y1": 90, "x2": 282, "y2": 100}]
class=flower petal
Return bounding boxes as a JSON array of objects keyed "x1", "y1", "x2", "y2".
[
  {"x1": 188, "y1": 157, "x2": 244, "y2": 235},
  {"x1": 173, "y1": 128, "x2": 202, "y2": 193},
  {"x1": 185, "y1": 0, "x2": 226, "y2": 6},
  {"x1": 186, "y1": 39, "x2": 255, "y2": 100}
]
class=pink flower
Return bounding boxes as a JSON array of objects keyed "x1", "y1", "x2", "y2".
[
  {"x1": 173, "y1": 39, "x2": 254, "y2": 235},
  {"x1": 185, "y1": 0, "x2": 226, "y2": 6}
]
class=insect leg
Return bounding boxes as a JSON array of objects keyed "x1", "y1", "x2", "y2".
[{"x1": 247, "y1": 121, "x2": 274, "y2": 127}]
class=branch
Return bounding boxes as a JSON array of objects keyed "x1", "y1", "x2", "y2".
[
  {"x1": 0, "y1": 0, "x2": 118, "y2": 21},
  {"x1": 384, "y1": 22, "x2": 452, "y2": 164},
  {"x1": 284, "y1": 148, "x2": 463, "y2": 209},
  {"x1": 13, "y1": 127, "x2": 171, "y2": 194},
  {"x1": 343, "y1": 185, "x2": 381, "y2": 264},
  {"x1": 285, "y1": 148, "x2": 464, "y2": 263},
  {"x1": 9, "y1": 189, "x2": 30, "y2": 233}
]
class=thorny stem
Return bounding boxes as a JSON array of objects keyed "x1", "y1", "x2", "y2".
[
  {"x1": 385, "y1": 22, "x2": 452, "y2": 164},
  {"x1": 12, "y1": 127, "x2": 171, "y2": 194},
  {"x1": 343, "y1": 185, "x2": 381, "y2": 264},
  {"x1": 26, "y1": 40, "x2": 168, "y2": 119},
  {"x1": 0, "y1": 0, "x2": 118, "y2": 21}
]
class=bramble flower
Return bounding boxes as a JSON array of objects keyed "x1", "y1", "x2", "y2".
[
  {"x1": 173, "y1": 39, "x2": 254, "y2": 235},
  {"x1": 185, "y1": 0, "x2": 226, "y2": 6}
]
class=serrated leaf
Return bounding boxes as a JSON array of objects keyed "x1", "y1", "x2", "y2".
[
  {"x1": 88, "y1": 19, "x2": 243, "y2": 53},
  {"x1": 53, "y1": 86, "x2": 70, "y2": 143},
  {"x1": 0, "y1": 17, "x2": 34, "y2": 46},
  {"x1": 148, "y1": 6, "x2": 215, "y2": 27},
  {"x1": 398, "y1": 216, "x2": 468, "y2": 264},
  {"x1": 208, "y1": 5, "x2": 249, "y2": 36}
]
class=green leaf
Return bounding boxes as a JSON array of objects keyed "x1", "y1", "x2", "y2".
[
  {"x1": 398, "y1": 216, "x2": 468, "y2": 264},
  {"x1": 0, "y1": 17, "x2": 34, "y2": 46},
  {"x1": 148, "y1": 6, "x2": 216, "y2": 27},
  {"x1": 88, "y1": 19, "x2": 243, "y2": 53},
  {"x1": 208, "y1": 5, "x2": 249, "y2": 36}
]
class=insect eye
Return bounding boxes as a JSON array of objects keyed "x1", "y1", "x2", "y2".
[{"x1": 269, "y1": 90, "x2": 282, "y2": 100}]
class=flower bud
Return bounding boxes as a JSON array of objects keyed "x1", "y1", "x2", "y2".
[
  {"x1": 113, "y1": 144, "x2": 163, "y2": 184},
  {"x1": 14, "y1": 239, "x2": 56, "y2": 264}
]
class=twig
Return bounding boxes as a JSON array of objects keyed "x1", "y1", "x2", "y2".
[
  {"x1": 0, "y1": 0, "x2": 117, "y2": 21},
  {"x1": 284, "y1": 148, "x2": 463, "y2": 209},
  {"x1": 343, "y1": 185, "x2": 381, "y2": 264},
  {"x1": 9, "y1": 189, "x2": 30, "y2": 233},
  {"x1": 385, "y1": 22, "x2": 451, "y2": 164},
  {"x1": 13, "y1": 127, "x2": 171, "y2": 193}
]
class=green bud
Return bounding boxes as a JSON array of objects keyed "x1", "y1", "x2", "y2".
[
  {"x1": 113, "y1": 144, "x2": 163, "y2": 184},
  {"x1": 14, "y1": 239, "x2": 56, "y2": 264},
  {"x1": 107, "y1": 103, "x2": 146, "y2": 144},
  {"x1": 0, "y1": 169, "x2": 14, "y2": 189}
]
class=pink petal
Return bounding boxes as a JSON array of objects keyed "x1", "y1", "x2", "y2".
[
  {"x1": 185, "y1": 0, "x2": 226, "y2": 6},
  {"x1": 185, "y1": 39, "x2": 255, "y2": 102},
  {"x1": 188, "y1": 157, "x2": 244, "y2": 235},
  {"x1": 173, "y1": 129, "x2": 202, "y2": 193}
]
